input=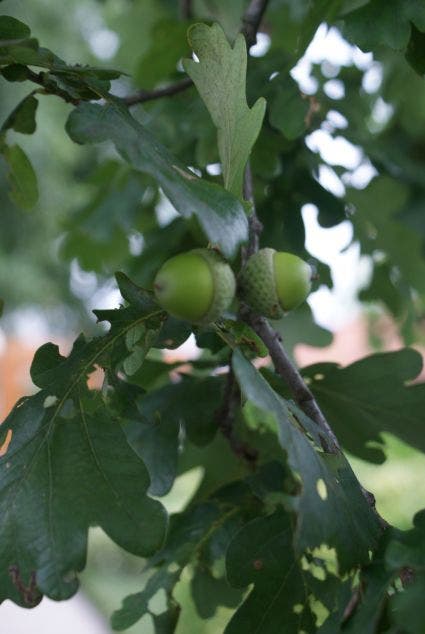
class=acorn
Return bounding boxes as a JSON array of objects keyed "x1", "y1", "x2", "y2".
[
  {"x1": 154, "y1": 248, "x2": 236, "y2": 324},
  {"x1": 239, "y1": 248, "x2": 312, "y2": 319}
]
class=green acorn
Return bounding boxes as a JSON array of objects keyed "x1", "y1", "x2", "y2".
[
  {"x1": 154, "y1": 248, "x2": 236, "y2": 324},
  {"x1": 239, "y1": 248, "x2": 312, "y2": 319}
]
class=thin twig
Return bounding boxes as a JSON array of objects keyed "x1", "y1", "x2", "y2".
[
  {"x1": 180, "y1": 0, "x2": 193, "y2": 20},
  {"x1": 215, "y1": 369, "x2": 258, "y2": 465},
  {"x1": 243, "y1": 163, "x2": 263, "y2": 262},
  {"x1": 123, "y1": 77, "x2": 194, "y2": 107},
  {"x1": 241, "y1": 0, "x2": 270, "y2": 48},
  {"x1": 124, "y1": 0, "x2": 270, "y2": 107},
  {"x1": 243, "y1": 309, "x2": 340, "y2": 453}
]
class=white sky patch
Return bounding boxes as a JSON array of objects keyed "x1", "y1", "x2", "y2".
[
  {"x1": 318, "y1": 164, "x2": 346, "y2": 197},
  {"x1": 250, "y1": 32, "x2": 271, "y2": 57},
  {"x1": 323, "y1": 78, "x2": 345, "y2": 100},
  {"x1": 70, "y1": 260, "x2": 97, "y2": 300},
  {"x1": 342, "y1": 160, "x2": 378, "y2": 189},
  {"x1": 371, "y1": 97, "x2": 394, "y2": 126},
  {"x1": 362, "y1": 62, "x2": 383, "y2": 93},
  {"x1": 290, "y1": 57, "x2": 318, "y2": 94},
  {"x1": 321, "y1": 60, "x2": 340, "y2": 78},
  {"x1": 87, "y1": 280, "x2": 122, "y2": 315},
  {"x1": 206, "y1": 162, "x2": 222, "y2": 176},
  {"x1": 305, "y1": 25, "x2": 355, "y2": 66},
  {"x1": 88, "y1": 28, "x2": 120, "y2": 60},
  {"x1": 303, "y1": 205, "x2": 372, "y2": 330},
  {"x1": 128, "y1": 232, "x2": 144, "y2": 256},
  {"x1": 352, "y1": 47, "x2": 373, "y2": 70},
  {"x1": 327, "y1": 110, "x2": 348, "y2": 129},
  {"x1": 306, "y1": 130, "x2": 362, "y2": 169},
  {"x1": 156, "y1": 189, "x2": 180, "y2": 226}
]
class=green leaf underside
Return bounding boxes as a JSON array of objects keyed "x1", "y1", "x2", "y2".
[
  {"x1": 183, "y1": 23, "x2": 266, "y2": 198},
  {"x1": 66, "y1": 101, "x2": 248, "y2": 259},
  {"x1": 0, "y1": 295, "x2": 167, "y2": 605},
  {"x1": 232, "y1": 350, "x2": 382, "y2": 572}
]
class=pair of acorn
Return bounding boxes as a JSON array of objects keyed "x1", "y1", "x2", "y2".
[{"x1": 154, "y1": 247, "x2": 312, "y2": 323}]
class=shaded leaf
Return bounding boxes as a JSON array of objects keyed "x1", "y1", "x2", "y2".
[
  {"x1": 66, "y1": 101, "x2": 248, "y2": 259},
  {"x1": 225, "y1": 509, "x2": 315, "y2": 634},
  {"x1": 303, "y1": 348, "x2": 425, "y2": 463},
  {"x1": 1, "y1": 94, "x2": 38, "y2": 134},
  {"x1": 232, "y1": 350, "x2": 382, "y2": 572},
  {"x1": 269, "y1": 76, "x2": 309, "y2": 140},
  {"x1": 0, "y1": 294, "x2": 166, "y2": 606},
  {"x1": 343, "y1": 0, "x2": 425, "y2": 52},
  {"x1": 0, "y1": 15, "x2": 30, "y2": 40},
  {"x1": 1, "y1": 143, "x2": 38, "y2": 209}
]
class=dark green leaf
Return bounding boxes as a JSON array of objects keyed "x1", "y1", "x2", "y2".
[
  {"x1": 343, "y1": 0, "x2": 425, "y2": 51},
  {"x1": 225, "y1": 509, "x2": 315, "y2": 634},
  {"x1": 111, "y1": 503, "x2": 220, "y2": 631},
  {"x1": 135, "y1": 19, "x2": 189, "y2": 88},
  {"x1": 66, "y1": 102, "x2": 248, "y2": 259},
  {"x1": 304, "y1": 349, "x2": 425, "y2": 463},
  {"x1": 406, "y1": 24, "x2": 425, "y2": 75},
  {"x1": 232, "y1": 350, "x2": 382, "y2": 572},
  {"x1": 269, "y1": 76, "x2": 309, "y2": 140},
  {"x1": 1, "y1": 63, "x2": 29, "y2": 81},
  {"x1": 1, "y1": 94, "x2": 38, "y2": 134},
  {"x1": 0, "y1": 295, "x2": 166, "y2": 605},
  {"x1": 0, "y1": 16, "x2": 30, "y2": 40}
]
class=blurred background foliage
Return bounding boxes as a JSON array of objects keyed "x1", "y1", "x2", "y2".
[
  {"x1": 1, "y1": 0, "x2": 425, "y2": 631},
  {"x1": 2, "y1": 0, "x2": 425, "y2": 346}
]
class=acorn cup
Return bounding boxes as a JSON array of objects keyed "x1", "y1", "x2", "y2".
[
  {"x1": 154, "y1": 248, "x2": 236, "y2": 324},
  {"x1": 239, "y1": 248, "x2": 312, "y2": 319}
]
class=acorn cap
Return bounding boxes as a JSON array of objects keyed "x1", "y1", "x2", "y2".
[
  {"x1": 195, "y1": 248, "x2": 236, "y2": 324},
  {"x1": 239, "y1": 248, "x2": 282, "y2": 319},
  {"x1": 239, "y1": 248, "x2": 312, "y2": 319}
]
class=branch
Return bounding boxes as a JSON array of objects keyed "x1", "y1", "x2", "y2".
[
  {"x1": 25, "y1": 69, "x2": 80, "y2": 106},
  {"x1": 215, "y1": 367, "x2": 258, "y2": 465},
  {"x1": 180, "y1": 0, "x2": 193, "y2": 20},
  {"x1": 123, "y1": 77, "x2": 194, "y2": 107},
  {"x1": 243, "y1": 163, "x2": 263, "y2": 262},
  {"x1": 241, "y1": 0, "x2": 270, "y2": 48},
  {"x1": 243, "y1": 310, "x2": 340, "y2": 453}
]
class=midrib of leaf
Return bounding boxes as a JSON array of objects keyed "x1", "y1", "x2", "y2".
[{"x1": 6, "y1": 309, "x2": 164, "y2": 523}]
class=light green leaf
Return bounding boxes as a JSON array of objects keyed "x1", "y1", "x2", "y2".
[
  {"x1": 183, "y1": 23, "x2": 266, "y2": 198},
  {"x1": 1, "y1": 143, "x2": 38, "y2": 209}
]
